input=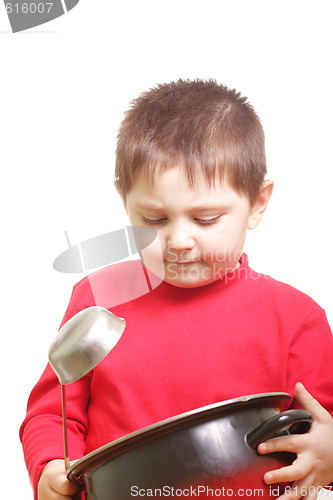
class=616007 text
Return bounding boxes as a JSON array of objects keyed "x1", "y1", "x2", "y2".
[{"x1": 5, "y1": 3, "x2": 53, "y2": 14}]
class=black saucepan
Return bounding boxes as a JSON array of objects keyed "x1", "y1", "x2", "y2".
[{"x1": 68, "y1": 393, "x2": 311, "y2": 499}]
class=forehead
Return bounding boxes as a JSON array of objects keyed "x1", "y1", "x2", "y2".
[{"x1": 125, "y1": 166, "x2": 249, "y2": 209}]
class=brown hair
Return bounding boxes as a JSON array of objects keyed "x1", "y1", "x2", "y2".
[{"x1": 115, "y1": 79, "x2": 266, "y2": 205}]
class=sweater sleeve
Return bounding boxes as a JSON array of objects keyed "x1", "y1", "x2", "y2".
[
  {"x1": 19, "y1": 279, "x2": 94, "y2": 499},
  {"x1": 286, "y1": 306, "x2": 333, "y2": 416}
]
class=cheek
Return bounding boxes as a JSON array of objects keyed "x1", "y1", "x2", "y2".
[
  {"x1": 201, "y1": 226, "x2": 247, "y2": 262},
  {"x1": 139, "y1": 236, "x2": 166, "y2": 280}
]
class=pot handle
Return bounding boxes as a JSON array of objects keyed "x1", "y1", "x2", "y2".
[{"x1": 246, "y1": 409, "x2": 312, "y2": 449}]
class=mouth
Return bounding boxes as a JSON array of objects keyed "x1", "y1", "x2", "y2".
[{"x1": 165, "y1": 259, "x2": 203, "y2": 264}]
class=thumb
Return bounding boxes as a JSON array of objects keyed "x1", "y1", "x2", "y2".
[{"x1": 295, "y1": 382, "x2": 330, "y2": 422}]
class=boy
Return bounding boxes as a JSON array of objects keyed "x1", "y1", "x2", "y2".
[{"x1": 21, "y1": 79, "x2": 333, "y2": 500}]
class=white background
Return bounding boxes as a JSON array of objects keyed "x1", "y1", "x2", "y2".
[{"x1": 1, "y1": 1, "x2": 332, "y2": 498}]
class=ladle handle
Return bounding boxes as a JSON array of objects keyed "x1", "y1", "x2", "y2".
[
  {"x1": 246, "y1": 409, "x2": 312, "y2": 449},
  {"x1": 61, "y1": 384, "x2": 71, "y2": 471}
]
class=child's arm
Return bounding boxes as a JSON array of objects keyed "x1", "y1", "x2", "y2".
[
  {"x1": 37, "y1": 460, "x2": 82, "y2": 500},
  {"x1": 258, "y1": 382, "x2": 333, "y2": 499}
]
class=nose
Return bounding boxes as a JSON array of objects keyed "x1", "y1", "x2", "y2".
[{"x1": 166, "y1": 220, "x2": 196, "y2": 251}]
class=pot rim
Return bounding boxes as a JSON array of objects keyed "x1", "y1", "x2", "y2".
[{"x1": 68, "y1": 392, "x2": 292, "y2": 483}]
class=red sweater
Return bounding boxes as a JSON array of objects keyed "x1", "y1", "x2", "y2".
[{"x1": 20, "y1": 254, "x2": 333, "y2": 498}]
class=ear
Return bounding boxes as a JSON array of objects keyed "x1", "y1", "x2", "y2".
[
  {"x1": 247, "y1": 180, "x2": 274, "y2": 230},
  {"x1": 114, "y1": 180, "x2": 128, "y2": 213}
]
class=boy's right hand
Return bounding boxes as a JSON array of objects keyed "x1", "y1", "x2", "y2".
[{"x1": 38, "y1": 459, "x2": 82, "y2": 499}]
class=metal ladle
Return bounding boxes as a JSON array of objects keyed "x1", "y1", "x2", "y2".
[{"x1": 48, "y1": 306, "x2": 126, "y2": 471}]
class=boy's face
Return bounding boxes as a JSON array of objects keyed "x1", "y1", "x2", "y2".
[{"x1": 123, "y1": 167, "x2": 271, "y2": 288}]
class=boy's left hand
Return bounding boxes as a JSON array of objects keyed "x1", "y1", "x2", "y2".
[{"x1": 258, "y1": 382, "x2": 333, "y2": 500}]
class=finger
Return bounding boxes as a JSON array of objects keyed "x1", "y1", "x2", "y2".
[
  {"x1": 263, "y1": 460, "x2": 311, "y2": 485},
  {"x1": 295, "y1": 383, "x2": 331, "y2": 422},
  {"x1": 50, "y1": 474, "x2": 82, "y2": 496},
  {"x1": 258, "y1": 433, "x2": 306, "y2": 455}
]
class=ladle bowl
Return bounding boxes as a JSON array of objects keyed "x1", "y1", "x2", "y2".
[{"x1": 48, "y1": 306, "x2": 126, "y2": 385}]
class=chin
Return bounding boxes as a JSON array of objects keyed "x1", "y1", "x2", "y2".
[{"x1": 164, "y1": 274, "x2": 217, "y2": 289}]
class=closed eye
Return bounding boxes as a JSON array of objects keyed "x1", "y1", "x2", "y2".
[
  {"x1": 142, "y1": 216, "x2": 167, "y2": 225},
  {"x1": 195, "y1": 215, "x2": 222, "y2": 225},
  {"x1": 142, "y1": 215, "x2": 222, "y2": 226}
]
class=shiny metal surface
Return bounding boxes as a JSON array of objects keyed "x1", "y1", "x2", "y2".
[{"x1": 48, "y1": 306, "x2": 126, "y2": 385}]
